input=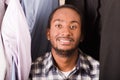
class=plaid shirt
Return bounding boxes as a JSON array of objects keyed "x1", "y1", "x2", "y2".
[{"x1": 30, "y1": 50, "x2": 99, "y2": 80}]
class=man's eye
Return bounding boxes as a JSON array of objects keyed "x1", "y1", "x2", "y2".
[
  {"x1": 55, "y1": 24, "x2": 62, "y2": 29},
  {"x1": 70, "y1": 25, "x2": 77, "y2": 30}
]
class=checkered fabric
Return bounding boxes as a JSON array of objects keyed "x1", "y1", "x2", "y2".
[{"x1": 30, "y1": 49, "x2": 99, "y2": 80}]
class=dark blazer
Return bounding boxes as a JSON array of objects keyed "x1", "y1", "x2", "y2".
[{"x1": 100, "y1": 0, "x2": 120, "y2": 80}]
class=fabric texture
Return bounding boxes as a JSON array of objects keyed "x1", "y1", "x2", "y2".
[
  {"x1": 0, "y1": 0, "x2": 6, "y2": 27},
  {"x1": 0, "y1": 34, "x2": 6, "y2": 80},
  {"x1": 99, "y1": 0, "x2": 120, "y2": 80},
  {"x1": 1, "y1": 0, "x2": 31, "y2": 79},
  {"x1": 30, "y1": 50, "x2": 99, "y2": 80}
]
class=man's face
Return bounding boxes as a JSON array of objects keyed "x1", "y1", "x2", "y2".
[{"x1": 47, "y1": 8, "x2": 82, "y2": 53}]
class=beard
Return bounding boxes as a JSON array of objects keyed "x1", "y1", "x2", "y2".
[
  {"x1": 52, "y1": 45, "x2": 78, "y2": 58},
  {"x1": 50, "y1": 36, "x2": 80, "y2": 57}
]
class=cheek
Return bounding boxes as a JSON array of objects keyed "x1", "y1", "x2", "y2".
[
  {"x1": 74, "y1": 30, "x2": 81, "y2": 41},
  {"x1": 49, "y1": 30, "x2": 58, "y2": 41},
  {"x1": 50, "y1": 28, "x2": 60, "y2": 37}
]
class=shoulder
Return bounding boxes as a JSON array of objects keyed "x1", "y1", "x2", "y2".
[
  {"x1": 79, "y1": 49, "x2": 99, "y2": 67},
  {"x1": 30, "y1": 52, "x2": 51, "y2": 76},
  {"x1": 79, "y1": 50, "x2": 99, "y2": 78}
]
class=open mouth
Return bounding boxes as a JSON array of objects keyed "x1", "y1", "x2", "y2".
[{"x1": 57, "y1": 37, "x2": 74, "y2": 45}]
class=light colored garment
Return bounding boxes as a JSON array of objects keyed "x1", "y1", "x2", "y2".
[
  {"x1": 21, "y1": 0, "x2": 59, "y2": 33},
  {"x1": 21, "y1": 0, "x2": 40, "y2": 33},
  {"x1": 0, "y1": 34, "x2": 6, "y2": 80},
  {"x1": 1, "y1": 0, "x2": 31, "y2": 79},
  {"x1": 0, "y1": 0, "x2": 7, "y2": 79},
  {"x1": 0, "y1": 0, "x2": 5, "y2": 27},
  {"x1": 11, "y1": 58, "x2": 17, "y2": 80},
  {"x1": 59, "y1": 0, "x2": 65, "y2": 5}
]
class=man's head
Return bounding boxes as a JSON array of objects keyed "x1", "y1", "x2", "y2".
[{"x1": 47, "y1": 5, "x2": 84, "y2": 57}]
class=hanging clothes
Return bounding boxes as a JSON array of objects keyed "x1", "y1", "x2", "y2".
[
  {"x1": 99, "y1": 0, "x2": 120, "y2": 80},
  {"x1": 65, "y1": 0, "x2": 100, "y2": 60},
  {"x1": 1, "y1": 0, "x2": 31, "y2": 79},
  {"x1": 0, "y1": 0, "x2": 7, "y2": 79},
  {"x1": 21, "y1": 0, "x2": 59, "y2": 61},
  {"x1": 21, "y1": 0, "x2": 40, "y2": 33},
  {"x1": 0, "y1": 34, "x2": 6, "y2": 80},
  {"x1": 59, "y1": 0, "x2": 65, "y2": 5},
  {"x1": 0, "y1": 0, "x2": 6, "y2": 27}
]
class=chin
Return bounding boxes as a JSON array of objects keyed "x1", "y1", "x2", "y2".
[
  {"x1": 55, "y1": 48, "x2": 77, "y2": 57},
  {"x1": 58, "y1": 48, "x2": 74, "y2": 51},
  {"x1": 56, "y1": 47, "x2": 77, "y2": 52}
]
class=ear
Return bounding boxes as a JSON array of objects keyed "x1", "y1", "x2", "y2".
[{"x1": 46, "y1": 29, "x2": 50, "y2": 40}]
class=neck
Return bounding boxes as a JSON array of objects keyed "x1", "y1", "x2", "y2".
[{"x1": 52, "y1": 49, "x2": 78, "y2": 72}]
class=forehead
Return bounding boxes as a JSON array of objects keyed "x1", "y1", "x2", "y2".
[{"x1": 52, "y1": 8, "x2": 81, "y2": 20}]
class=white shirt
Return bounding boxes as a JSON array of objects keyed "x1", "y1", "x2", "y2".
[
  {"x1": 0, "y1": 34, "x2": 6, "y2": 80},
  {"x1": 1, "y1": 0, "x2": 31, "y2": 79},
  {"x1": 61, "y1": 67, "x2": 76, "y2": 77}
]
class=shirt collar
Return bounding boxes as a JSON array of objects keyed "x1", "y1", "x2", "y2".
[
  {"x1": 45, "y1": 49, "x2": 92, "y2": 74},
  {"x1": 78, "y1": 49, "x2": 92, "y2": 74},
  {"x1": 45, "y1": 52, "x2": 55, "y2": 73}
]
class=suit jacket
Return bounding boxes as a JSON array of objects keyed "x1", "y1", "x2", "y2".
[{"x1": 100, "y1": 0, "x2": 120, "y2": 80}]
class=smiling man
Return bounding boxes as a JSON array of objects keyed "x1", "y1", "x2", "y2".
[{"x1": 30, "y1": 5, "x2": 99, "y2": 80}]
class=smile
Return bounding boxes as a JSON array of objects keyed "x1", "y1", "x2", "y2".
[{"x1": 57, "y1": 38, "x2": 73, "y2": 45}]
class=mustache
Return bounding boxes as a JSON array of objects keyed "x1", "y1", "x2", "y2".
[{"x1": 56, "y1": 37, "x2": 74, "y2": 42}]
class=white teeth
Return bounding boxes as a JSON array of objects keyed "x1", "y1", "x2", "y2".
[{"x1": 60, "y1": 39, "x2": 70, "y2": 43}]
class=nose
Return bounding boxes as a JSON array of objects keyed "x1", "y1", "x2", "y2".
[{"x1": 61, "y1": 27, "x2": 72, "y2": 37}]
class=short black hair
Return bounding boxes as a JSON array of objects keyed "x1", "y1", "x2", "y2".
[{"x1": 47, "y1": 4, "x2": 84, "y2": 36}]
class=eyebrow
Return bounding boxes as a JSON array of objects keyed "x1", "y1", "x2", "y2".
[
  {"x1": 53, "y1": 19, "x2": 63, "y2": 22},
  {"x1": 53, "y1": 19, "x2": 80, "y2": 24},
  {"x1": 71, "y1": 21, "x2": 80, "y2": 25}
]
